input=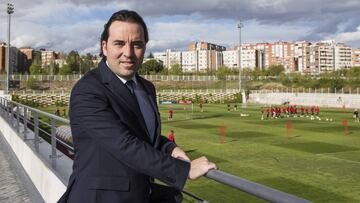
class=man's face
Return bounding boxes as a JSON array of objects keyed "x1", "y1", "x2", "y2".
[{"x1": 102, "y1": 21, "x2": 146, "y2": 80}]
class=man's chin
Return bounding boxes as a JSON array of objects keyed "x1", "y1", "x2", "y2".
[{"x1": 118, "y1": 71, "x2": 135, "y2": 79}]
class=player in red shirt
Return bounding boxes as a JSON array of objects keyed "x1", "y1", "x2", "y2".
[
  {"x1": 168, "y1": 108, "x2": 174, "y2": 120},
  {"x1": 300, "y1": 106, "x2": 304, "y2": 115},
  {"x1": 168, "y1": 130, "x2": 175, "y2": 142},
  {"x1": 315, "y1": 106, "x2": 320, "y2": 116}
]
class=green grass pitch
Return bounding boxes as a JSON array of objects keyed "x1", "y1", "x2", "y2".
[{"x1": 159, "y1": 104, "x2": 360, "y2": 203}]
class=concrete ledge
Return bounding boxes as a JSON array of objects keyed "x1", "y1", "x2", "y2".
[{"x1": 0, "y1": 117, "x2": 66, "y2": 203}]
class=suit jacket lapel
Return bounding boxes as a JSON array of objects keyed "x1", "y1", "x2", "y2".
[{"x1": 98, "y1": 61, "x2": 151, "y2": 143}]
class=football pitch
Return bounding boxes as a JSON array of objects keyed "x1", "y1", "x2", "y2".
[{"x1": 158, "y1": 104, "x2": 360, "y2": 203}]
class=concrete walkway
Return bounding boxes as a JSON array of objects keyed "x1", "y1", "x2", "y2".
[{"x1": 0, "y1": 133, "x2": 40, "y2": 203}]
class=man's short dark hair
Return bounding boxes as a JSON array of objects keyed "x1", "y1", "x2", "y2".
[{"x1": 100, "y1": 10, "x2": 149, "y2": 58}]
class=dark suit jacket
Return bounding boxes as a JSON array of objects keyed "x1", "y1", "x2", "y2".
[{"x1": 58, "y1": 60, "x2": 190, "y2": 203}]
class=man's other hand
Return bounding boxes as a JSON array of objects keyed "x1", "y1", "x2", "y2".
[{"x1": 188, "y1": 156, "x2": 217, "y2": 180}]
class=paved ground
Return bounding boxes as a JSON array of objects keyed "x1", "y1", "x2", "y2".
[{"x1": 0, "y1": 138, "x2": 32, "y2": 203}]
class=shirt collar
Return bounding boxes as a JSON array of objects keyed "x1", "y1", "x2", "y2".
[{"x1": 106, "y1": 61, "x2": 137, "y2": 85}]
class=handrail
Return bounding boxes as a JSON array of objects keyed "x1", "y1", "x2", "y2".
[{"x1": 205, "y1": 170, "x2": 312, "y2": 203}]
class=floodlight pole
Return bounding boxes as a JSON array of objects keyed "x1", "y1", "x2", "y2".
[
  {"x1": 237, "y1": 22, "x2": 243, "y2": 91},
  {"x1": 6, "y1": 3, "x2": 14, "y2": 94}
]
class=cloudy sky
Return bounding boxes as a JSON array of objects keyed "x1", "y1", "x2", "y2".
[{"x1": 1, "y1": 0, "x2": 360, "y2": 55}]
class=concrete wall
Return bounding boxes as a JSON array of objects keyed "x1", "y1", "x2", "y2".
[
  {"x1": 0, "y1": 117, "x2": 67, "y2": 203},
  {"x1": 248, "y1": 92, "x2": 360, "y2": 108}
]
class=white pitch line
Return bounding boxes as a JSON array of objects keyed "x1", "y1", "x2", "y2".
[{"x1": 316, "y1": 154, "x2": 360, "y2": 164}]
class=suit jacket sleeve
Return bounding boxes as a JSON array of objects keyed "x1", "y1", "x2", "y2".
[{"x1": 70, "y1": 79, "x2": 190, "y2": 190}]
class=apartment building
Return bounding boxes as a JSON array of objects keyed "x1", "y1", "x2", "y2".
[
  {"x1": 153, "y1": 49, "x2": 182, "y2": 69},
  {"x1": 307, "y1": 42, "x2": 334, "y2": 73},
  {"x1": 253, "y1": 43, "x2": 270, "y2": 70},
  {"x1": 294, "y1": 41, "x2": 311, "y2": 73},
  {"x1": 306, "y1": 41, "x2": 352, "y2": 74},
  {"x1": 353, "y1": 48, "x2": 360, "y2": 67},
  {"x1": 222, "y1": 50, "x2": 238, "y2": 69},
  {"x1": 18, "y1": 47, "x2": 33, "y2": 73},
  {"x1": 266, "y1": 42, "x2": 295, "y2": 72},
  {"x1": 334, "y1": 43, "x2": 352, "y2": 69},
  {"x1": 241, "y1": 45, "x2": 256, "y2": 70},
  {"x1": 0, "y1": 42, "x2": 18, "y2": 73},
  {"x1": 223, "y1": 46, "x2": 256, "y2": 70},
  {"x1": 188, "y1": 41, "x2": 226, "y2": 52},
  {"x1": 181, "y1": 51, "x2": 197, "y2": 72},
  {"x1": 152, "y1": 40, "x2": 354, "y2": 74},
  {"x1": 189, "y1": 42, "x2": 224, "y2": 72},
  {"x1": 41, "y1": 49, "x2": 58, "y2": 68},
  {"x1": 152, "y1": 52, "x2": 166, "y2": 66}
]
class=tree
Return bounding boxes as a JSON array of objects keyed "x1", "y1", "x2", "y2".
[
  {"x1": 139, "y1": 59, "x2": 164, "y2": 74},
  {"x1": 266, "y1": 64, "x2": 285, "y2": 76},
  {"x1": 29, "y1": 53, "x2": 42, "y2": 75},
  {"x1": 66, "y1": 50, "x2": 81, "y2": 74},
  {"x1": 81, "y1": 53, "x2": 95, "y2": 73},
  {"x1": 59, "y1": 64, "x2": 72, "y2": 75},
  {"x1": 168, "y1": 63, "x2": 182, "y2": 75},
  {"x1": 216, "y1": 65, "x2": 231, "y2": 80}
]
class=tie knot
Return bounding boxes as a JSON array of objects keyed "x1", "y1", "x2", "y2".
[{"x1": 126, "y1": 80, "x2": 135, "y2": 94}]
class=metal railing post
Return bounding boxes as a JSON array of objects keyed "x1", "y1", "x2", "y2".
[
  {"x1": 0, "y1": 98, "x2": 3, "y2": 116},
  {"x1": 23, "y1": 107, "x2": 28, "y2": 139},
  {"x1": 10, "y1": 102, "x2": 14, "y2": 126},
  {"x1": 16, "y1": 105, "x2": 20, "y2": 133},
  {"x1": 34, "y1": 112, "x2": 40, "y2": 152},
  {"x1": 50, "y1": 118, "x2": 58, "y2": 168}
]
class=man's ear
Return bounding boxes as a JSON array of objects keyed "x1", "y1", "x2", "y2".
[{"x1": 102, "y1": 41, "x2": 108, "y2": 56}]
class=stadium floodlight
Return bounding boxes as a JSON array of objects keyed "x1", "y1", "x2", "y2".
[
  {"x1": 7, "y1": 3, "x2": 14, "y2": 14},
  {"x1": 237, "y1": 21, "x2": 243, "y2": 91},
  {"x1": 6, "y1": 3, "x2": 14, "y2": 94}
]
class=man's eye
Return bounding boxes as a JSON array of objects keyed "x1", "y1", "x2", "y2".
[
  {"x1": 114, "y1": 42, "x2": 125, "y2": 46},
  {"x1": 133, "y1": 43, "x2": 144, "y2": 48}
]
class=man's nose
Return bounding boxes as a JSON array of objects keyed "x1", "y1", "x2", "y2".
[{"x1": 123, "y1": 44, "x2": 133, "y2": 57}]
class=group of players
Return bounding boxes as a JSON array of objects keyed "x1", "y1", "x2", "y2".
[{"x1": 261, "y1": 105, "x2": 320, "y2": 120}]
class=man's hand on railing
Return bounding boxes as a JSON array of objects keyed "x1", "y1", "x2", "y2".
[{"x1": 188, "y1": 156, "x2": 217, "y2": 180}]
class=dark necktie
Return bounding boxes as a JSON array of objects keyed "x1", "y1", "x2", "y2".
[
  {"x1": 125, "y1": 80, "x2": 156, "y2": 143},
  {"x1": 125, "y1": 80, "x2": 135, "y2": 95}
]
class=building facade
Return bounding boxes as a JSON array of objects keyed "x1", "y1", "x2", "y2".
[
  {"x1": 40, "y1": 50, "x2": 58, "y2": 68},
  {"x1": 353, "y1": 48, "x2": 360, "y2": 67}
]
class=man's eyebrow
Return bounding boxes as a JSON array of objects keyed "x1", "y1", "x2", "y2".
[
  {"x1": 132, "y1": 40, "x2": 144, "y2": 44},
  {"x1": 113, "y1": 40, "x2": 125, "y2": 43}
]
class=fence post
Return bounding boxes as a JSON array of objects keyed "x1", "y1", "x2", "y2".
[
  {"x1": 23, "y1": 107, "x2": 28, "y2": 139},
  {"x1": 16, "y1": 105, "x2": 20, "y2": 133},
  {"x1": 34, "y1": 112, "x2": 40, "y2": 152},
  {"x1": 50, "y1": 118, "x2": 58, "y2": 169},
  {"x1": 10, "y1": 102, "x2": 15, "y2": 127}
]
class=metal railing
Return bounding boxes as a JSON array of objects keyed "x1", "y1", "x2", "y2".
[
  {"x1": 206, "y1": 170, "x2": 311, "y2": 203},
  {"x1": 0, "y1": 96, "x2": 312, "y2": 203},
  {"x1": 0, "y1": 96, "x2": 73, "y2": 170}
]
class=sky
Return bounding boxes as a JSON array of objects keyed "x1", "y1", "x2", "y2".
[{"x1": 1, "y1": 0, "x2": 360, "y2": 55}]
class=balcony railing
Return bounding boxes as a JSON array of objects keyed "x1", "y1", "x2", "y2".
[{"x1": 0, "y1": 96, "x2": 312, "y2": 203}]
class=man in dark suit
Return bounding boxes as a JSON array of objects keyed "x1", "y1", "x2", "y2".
[{"x1": 58, "y1": 10, "x2": 216, "y2": 203}]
